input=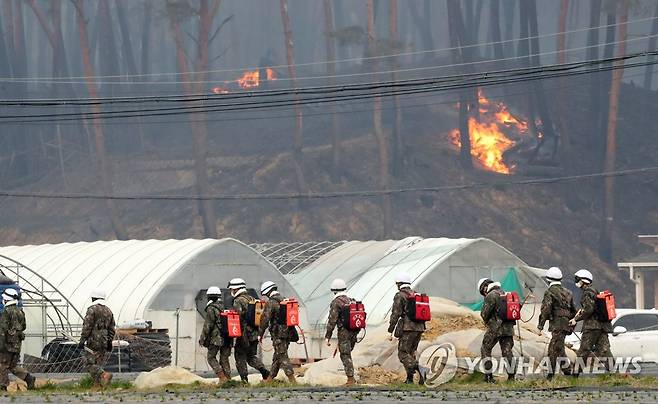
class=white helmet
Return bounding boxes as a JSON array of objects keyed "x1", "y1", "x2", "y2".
[
  {"x1": 228, "y1": 278, "x2": 246, "y2": 290},
  {"x1": 260, "y1": 281, "x2": 277, "y2": 295},
  {"x1": 2, "y1": 288, "x2": 19, "y2": 301},
  {"x1": 574, "y1": 269, "x2": 593, "y2": 284},
  {"x1": 546, "y1": 267, "x2": 563, "y2": 281},
  {"x1": 206, "y1": 286, "x2": 222, "y2": 296},
  {"x1": 477, "y1": 278, "x2": 493, "y2": 294},
  {"x1": 395, "y1": 272, "x2": 412, "y2": 285},
  {"x1": 90, "y1": 288, "x2": 106, "y2": 300},
  {"x1": 330, "y1": 278, "x2": 347, "y2": 292}
]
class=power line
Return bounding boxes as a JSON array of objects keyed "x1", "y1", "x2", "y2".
[
  {"x1": 1, "y1": 51, "x2": 629, "y2": 107},
  {"x1": 0, "y1": 52, "x2": 652, "y2": 124},
  {"x1": 1, "y1": 166, "x2": 655, "y2": 202},
  {"x1": 11, "y1": 68, "x2": 654, "y2": 128},
  {"x1": 2, "y1": 14, "x2": 655, "y2": 83}
]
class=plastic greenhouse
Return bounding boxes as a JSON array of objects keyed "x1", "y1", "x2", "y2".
[
  {"x1": 256, "y1": 237, "x2": 548, "y2": 359},
  {"x1": 0, "y1": 239, "x2": 307, "y2": 371}
]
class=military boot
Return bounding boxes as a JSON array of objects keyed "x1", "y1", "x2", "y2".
[
  {"x1": 345, "y1": 376, "x2": 357, "y2": 386},
  {"x1": 546, "y1": 373, "x2": 554, "y2": 381},
  {"x1": 507, "y1": 373, "x2": 515, "y2": 382},
  {"x1": 287, "y1": 374, "x2": 297, "y2": 384},
  {"x1": 216, "y1": 371, "x2": 228, "y2": 383},
  {"x1": 24, "y1": 374, "x2": 36, "y2": 390},
  {"x1": 259, "y1": 367, "x2": 271, "y2": 380},
  {"x1": 484, "y1": 374, "x2": 496, "y2": 384},
  {"x1": 99, "y1": 372, "x2": 113, "y2": 388},
  {"x1": 415, "y1": 365, "x2": 426, "y2": 385},
  {"x1": 405, "y1": 369, "x2": 415, "y2": 384},
  {"x1": 240, "y1": 374, "x2": 249, "y2": 384}
]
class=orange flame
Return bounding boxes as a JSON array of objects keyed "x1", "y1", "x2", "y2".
[
  {"x1": 449, "y1": 90, "x2": 527, "y2": 174},
  {"x1": 236, "y1": 68, "x2": 277, "y2": 89}
]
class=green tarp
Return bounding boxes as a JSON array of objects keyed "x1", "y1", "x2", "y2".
[{"x1": 467, "y1": 267, "x2": 524, "y2": 311}]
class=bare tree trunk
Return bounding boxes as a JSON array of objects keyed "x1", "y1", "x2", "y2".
[
  {"x1": 167, "y1": 0, "x2": 219, "y2": 239},
  {"x1": 116, "y1": 0, "x2": 146, "y2": 151},
  {"x1": 598, "y1": 12, "x2": 616, "y2": 165},
  {"x1": 490, "y1": 0, "x2": 504, "y2": 60},
  {"x1": 7, "y1": 0, "x2": 30, "y2": 177},
  {"x1": 389, "y1": 0, "x2": 403, "y2": 176},
  {"x1": 323, "y1": 0, "x2": 341, "y2": 181},
  {"x1": 599, "y1": 0, "x2": 629, "y2": 263},
  {"x1": 447, "y1": 0, "x2": 473, "y2": 170},
  {"x1": 367, "y1": 0, "x2": 392, "y2": 238},
  {"x1": 408, "y1": 0, "x2": 434, "y2": 60},
  {"x1": 643, "y1": 4, "x2": 658, "y2": 91},
  {"x1": 72, "y1": 0, "x2": 128, "y2": 240},
  {"x1": 587, "y1": 0, "x2": 602, "y2": 146},
  {"x1": 141, "y1": 0, "x2": 152, "y2": 75},
  {"x1": 279, "y1": 0, "x2": 308, "y2": 194},
  {"x1": 524, "y1": 0, "x2": 558, "y2": 163},
  {"x1": 115, "y1": 0, "x2": 139, "y2": 76}
]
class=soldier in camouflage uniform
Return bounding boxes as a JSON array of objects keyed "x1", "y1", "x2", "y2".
[
  {"x1": 0, "y1": 289, "x2": 36, "y2": 391},
  {"x1": 387, "y1": 273, "x2": 426, "y2": 385},
  {"x1": 325, "y1": 278, "x2": 358, "y2": 386},
  {"x1": 228, "y1": 278, "x2": 270, "y2": 383},
  {"x1": 569, "y1": 269, "x2": 613, "y2": 375},
  {"x1": 478, "y1": 278, "x2": 516, "y2": 383},
  {"x1": 537, "y1": 267, "x2": 577, "y2": 379},
  {"x1": 199, "y1": 286, "x2": 230, "y2": 382},
  {"x1": 79, "y1": 289, "x2": 115, "y2": 389},
  {"x1": 258, "y1": 281, "x2": 296, "y2": 383}
]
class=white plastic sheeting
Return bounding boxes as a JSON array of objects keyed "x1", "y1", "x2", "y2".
[
  {"x1": 0, "y1": 238, "x2": 301, "y2": 322},
  {"x1": 287, "y1": 237, "x2": 546, "y2": 333}
]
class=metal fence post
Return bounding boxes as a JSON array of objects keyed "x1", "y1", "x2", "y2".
[{"x1": 174, "y1": 308, "x2": 180, "y2": 367}]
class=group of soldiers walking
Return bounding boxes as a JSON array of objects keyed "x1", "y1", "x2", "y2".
[
  {"x1": 200, "y1": 278, "x2": 295, "y2": 384},
  {"x1": 0, "y1": 265, "x2": 617, "y2": 390},
  {"x1": 201, "y1": 273, "x2": 430, "y2": 386},
  {"x1": 478, "y1": 266, "x2": 613, "y2": 382}
]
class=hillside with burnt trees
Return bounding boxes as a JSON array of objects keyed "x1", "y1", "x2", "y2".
[{"x1": 0, "y1": 1, "x2": 657, "y2": 304}]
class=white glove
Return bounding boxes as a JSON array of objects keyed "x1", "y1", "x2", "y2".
[{"x1": 568, "y1": 318, "x2": 577, "y2": 327}]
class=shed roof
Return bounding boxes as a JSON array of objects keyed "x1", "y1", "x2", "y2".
[{"x1": 619, "y1": 252, "x2": 658, "y2": 268}]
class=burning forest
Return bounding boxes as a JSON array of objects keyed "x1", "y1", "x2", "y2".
[
  {"x1": 0, "y1": 0, "x2": 656, "y2": 301},
  {"x1": 448, "y1": 90, "x2": 530, "y2": 174}
]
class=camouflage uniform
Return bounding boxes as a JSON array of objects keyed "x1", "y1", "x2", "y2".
[
  {"x1": 232, "y1": 292, "x2": 267, "y2": 380},
  {"x1": 259, "y1": 292, "x2": 294, "y2": 378},
  {"x1": 79, "y1": 302, "x2": 115, "y2": 384},
  {"x1": 538, "y1": 283, "x2": 577, "y2": 375},
  {"x1": 480, "y1": 286, "x2": 516, "y2": 375},
  {"x1": 0, "y1": 304, "x2": 30, "y2": 389},
  {"x1": 388, "y1": 287, "x2": 425, "y2": 373},
  {"x1": 199, "y1": 299, "x2": 231, "y2": 377},
  {"x1": 573, "y1": 285, "x2": 613, "y2": 371},
  {"x1": 325, "y1": 294, "x2": 358, "y2": 378}
]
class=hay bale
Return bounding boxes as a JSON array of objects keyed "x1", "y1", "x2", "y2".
[{"x1": 422, "y1": 315, "x2": 485, "y2": 341}]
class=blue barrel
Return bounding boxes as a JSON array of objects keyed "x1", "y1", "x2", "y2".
[{"x1": 0, "y1": 274, "x2": 21, "y2": 312}]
